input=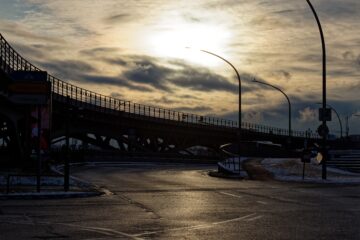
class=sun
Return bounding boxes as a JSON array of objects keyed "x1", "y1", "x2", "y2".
[{"x1": 146, "y1": 21, "x2": 232, "y2": 66}]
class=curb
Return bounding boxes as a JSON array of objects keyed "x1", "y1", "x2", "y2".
[
  {"x1": 208, "y1": 170, "x2": 246, "y2": 179},
  {"x1": 0, "y1": 191, "x2": 102, "y2": 200}
]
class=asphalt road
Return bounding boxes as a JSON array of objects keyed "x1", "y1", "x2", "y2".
[{"x1": 1, "y1": 162, "x2": 360, "y2": 239}]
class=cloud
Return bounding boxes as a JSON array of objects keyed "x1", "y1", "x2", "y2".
[
  {"x1": 110, "y1": 92, "x2": 123, "y2": 98},
  {"x1": 39, "y1": 60, "x2": 96, "y2": 79},
  {"x1": 178, "y1": 94, "x2": 202, "y2": 100},
  {"x1": 111, "y1": 56, "x2": 252, "y2": 94},
  {"x1": 171, "y1": 67, "x2": 238, "y2": 93},
  {"x1": 243, "y1": 110, "x2": 263, "y2": 122},
  {"x1": 79, "y1": 74, "x2": 153, "y2": 92},
  {"x1": 123, "y1": 59, "x2": 173, "y2": 92},
  {"x1": 103, "y1": 13, "x2": 132, "y2": 24},
  {"x1": 0, "y1": 20, "x2": 65, "y2": 44},
  {"x1": 79, "y1": 47, "x2": 122, "y2": 57},
  {"x1": 173, "y1": 106, "x2": 213, "y2": 113},
  {"x1": 1, "y1": 0, "x2": 360, "y2": 133},
  {"x1": 298, "y1": 107, "x2": 317, "y2": 123},
  {"x1": 11, "y1": 43, "x2": 46, "y2": 59}
]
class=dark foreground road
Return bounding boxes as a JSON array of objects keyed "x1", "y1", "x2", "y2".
[{"x1": 1, "y1": 162, "x2": 360, "y2": 239}]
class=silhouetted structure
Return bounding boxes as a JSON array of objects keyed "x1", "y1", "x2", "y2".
[{"x1": 0, "y1": 33, "x2": 321, "y2": 166}]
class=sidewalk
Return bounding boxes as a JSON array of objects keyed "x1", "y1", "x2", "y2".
[{"x1": 0, "y1": 167, "x2": 104, "y2": 199}]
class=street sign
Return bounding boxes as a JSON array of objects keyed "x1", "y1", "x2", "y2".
[
  {"x1": 319, "y1": 108, "x2": 332, "y2": 121},
  {"x1": 316, "y1": 152, "x2": 323, "y2": 164},
  {"x1": 10, "y1": 70, "x2": 47, "y2": 82},
  {"x1": 317, "y1": 124, "x2": 329, "y2": 137},
  {"x1": 8, "y1": 82, "x2": 50, "y2": 94},
  {"x1": 9, "y1": 94, "x2": 48, "y2": 105},
  {"x1": 8, "y1": 70, "x2": 50, "y2": 105}
]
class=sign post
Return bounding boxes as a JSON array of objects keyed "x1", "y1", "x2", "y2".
[
  {"x1": 64, "y1": 96, "x2": 70, "y2": 192},
  {"x1": 9, "y1": 70, "x2": 50, "y2": 192},
  {"x1": 301, "y1": 150, "x2": 312, "y2": 180}
]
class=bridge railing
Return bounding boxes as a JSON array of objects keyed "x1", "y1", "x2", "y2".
[
  {"x1": 50, "y1": 76, "x2": 318, "y2": 138},
  {"x1": 50, "y1": 75, "x2": 238, "y2": 128},
  {"x1": 0, "y1": 33, "x2": 319, "y2": 139},
  {"x1": 0, "y1": 35, "x2": 41, "y2": 74}
]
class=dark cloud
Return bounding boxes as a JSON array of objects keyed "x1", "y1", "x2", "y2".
[
  {"x1": 173, "y1": 106, "x2": 213, "y2": 113},
  {"x1": 178, "y1": 94, "x2": 202, "y2": 100},
  {"x1": 123, "y1": 59, "x2": 173, "y2": 92},
  {"x1": 104, "y1": 57, "x2": 128, "y2": 66},
  {"x1": 79, "y1": 47, "x2": 122, "y2": 57},
  {"x1": 153, "y1": 96, "x2": 178, "y2": 105},
  {"x1": 119, "y1": 56, "x2": 255, "y2": 94},
  {"x1": 342, "y1": 51, "x2": 355, "y2": 60},
  {"x1": 79, "y1": 74, "x2": 153, "y2": 92},
  {"x1": 272, "y1": 9, "x2": 295, "y2": 15},
  {"x1": 182, "y1": 13, "x2": 202, "y2": 23},
  {"x1": 39, "y1": 59, "x2": 96, "y2": 79},
  {"x1": 171, "y1": 68, "x2": 238, "y2": 93},
  {"x1": 319, "y1": 1, "x2": 360, "y2": 19},
  {"x1": 104, "y1": 13, "x2": 132, "y2": 24},
  {"x1": 280, "y1": 70, "x2": 291, "y2": 80},
  {"x1": 168, "y1": 60, "x2": 256, "y2": 93},
  {"x1": 341, "y1": 51, "x2": 360, "y2": 70},
  {"x1": 110, "y1": 92, "x2": 123, "y2": 98},
  {"x1": 12, "y1": 43, "x2": 45, "y2": 59}
]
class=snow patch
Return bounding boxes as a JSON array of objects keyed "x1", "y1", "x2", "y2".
[{"x1": 262, "y1": 158, "x2": 360, "y2": 184}]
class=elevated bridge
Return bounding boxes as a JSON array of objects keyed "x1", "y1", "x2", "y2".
[{"x1": 0, "y1": 33, "x2": 320, "y2": 164}]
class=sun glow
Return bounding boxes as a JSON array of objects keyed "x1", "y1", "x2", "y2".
[{"x1": 147, "y1": 22, "x2": 232, "y2": 66}]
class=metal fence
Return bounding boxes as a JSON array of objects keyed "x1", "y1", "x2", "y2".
[{"x1": 0, "y1": 33, "x2": 319, "y2": 139}]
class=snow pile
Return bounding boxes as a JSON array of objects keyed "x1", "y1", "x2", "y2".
[
  {"x1": 217, "y1": 157, "x2": 248, "y2": 177},
  {"x1": 262, "y1": 158, "x2": 360, "y2": 184}
]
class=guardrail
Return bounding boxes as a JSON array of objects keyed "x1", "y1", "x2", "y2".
[{"x1": 0, "y1": 33, "x2": 319, "y2": 138}]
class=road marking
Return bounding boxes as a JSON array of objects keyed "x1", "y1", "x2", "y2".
[
  {"x1": 55, "y1": 223, "x2": 144, "y2": 240},
  {"x1": 134, "y1": 213, "x2": 258, "y2": 237},
  {"x1": 257, "y1": 201, "x2": 268, "y2": 205},
  {"x1": 211, "y1": 213, "x2": 257, "y2": 225},
  {"x1": 219, "y1": 191, "x2": 243, "y2": 199},
  {"x1": 0, "y1": 217, "x2": 143, "y2": 240},
  {"x1": 245, "y1": 215, "x2": 264, "y2": 222}
]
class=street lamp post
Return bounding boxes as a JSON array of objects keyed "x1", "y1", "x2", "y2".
[
  {"x1": 252, "y1": 79, "x2": 292, "y2": 140},
  {"x1": 306, "y1": 0, "x2": 328, "y2": 180},
  {"x1": 345, "y1": 113, "x2": 360, "y2": 137},
  {"x1": 199, "y1": 50, "x2": 242, "y2": 173}
]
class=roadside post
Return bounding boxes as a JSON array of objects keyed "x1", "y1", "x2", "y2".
[
  {"x1": 301, "y1": 150, "x2": 312, "y2": 180},
  {"x1": 8, "y1": 70, "x2": 50, "y2": 192},
  {"x1": 64, "y1": 96, "x2": 70, "y2": 192},
  {"x1": 318, "y1": 107, "x2": 331, "y2": 179}
]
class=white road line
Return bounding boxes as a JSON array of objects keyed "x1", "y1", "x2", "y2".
[
  {"x1": 245, "y1": 215, "x2": 264, "y2": 222},
  {"x1": 1, "y1": 219, "x2": 143, "y2": 240},
  {"x1": 55, "y1": 223, "x2": 144, "y2": 240},
  {"x1": 211, "y1": 213, "x2": 257, "y2": 225},
  {"x1": 219, "y1": 191, "x2": 243, "y2": 199},
  {"x1": 134, "y1": 213, "x2": 258, "y2": 237}
]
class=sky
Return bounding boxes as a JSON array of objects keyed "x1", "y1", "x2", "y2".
[{"x1": 0, "y1": 0, "x2": 360, "y2": 136}]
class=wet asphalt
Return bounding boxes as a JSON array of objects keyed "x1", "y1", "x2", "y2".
[{"x1": 0, "y1": 162, "x2": 360, "y2": 239}]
